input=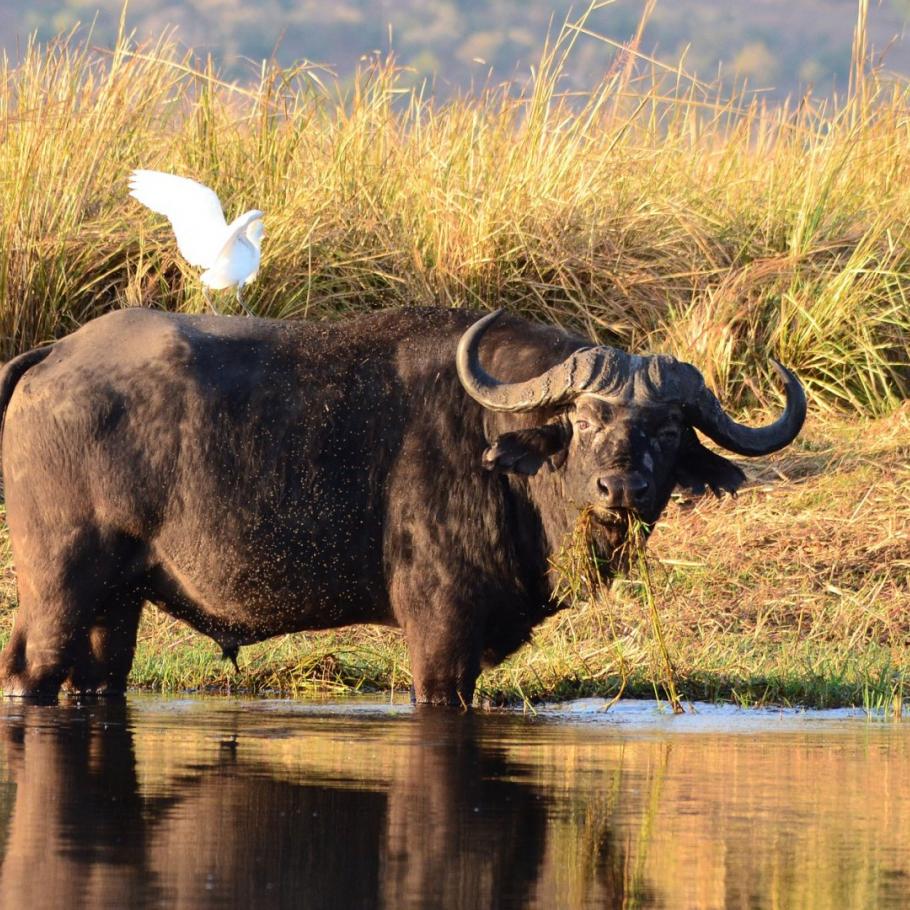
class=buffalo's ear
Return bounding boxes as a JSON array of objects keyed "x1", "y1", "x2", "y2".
[
  {"x1": 675, "y1": 429, "x2": 747, "y2": 497},
  {"x1": 483, "y1": 424, "x2": 569, "y2": 475}
]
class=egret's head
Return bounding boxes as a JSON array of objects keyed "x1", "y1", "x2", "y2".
[{"x1": 246, "y1": 218, "x2": 265, "y2": 248}]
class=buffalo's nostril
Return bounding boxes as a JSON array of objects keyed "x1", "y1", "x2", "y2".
[
  {"x1": 597, "y1": 476, "x2": 625, "y2": 509},
  {"x1": 597, "y1": 474, "x2": 650, "y2": 509}
]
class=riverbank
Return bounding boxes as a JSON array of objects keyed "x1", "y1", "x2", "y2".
[{"x1": 2, "y1": 408, "x2": 904, "y2": 710}]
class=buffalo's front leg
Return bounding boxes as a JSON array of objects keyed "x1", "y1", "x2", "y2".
[
  {"x1": 406, "y1": 626, "x2": 481, "y2": 707},
  {"x1": 392, "y1": 574, "x2": 483, "y2": 707}
]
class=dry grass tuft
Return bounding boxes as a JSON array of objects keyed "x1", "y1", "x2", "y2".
[
  {"x1": 0, "y1": 7, "x2": 907, "y2": 414},
  {"x1": 549, "y1": 507, "x2": 684, "y2": 712}
]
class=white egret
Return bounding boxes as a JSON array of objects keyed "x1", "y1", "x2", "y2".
[{"x1": 128, "y1": 169, "x2": 265, "y2": 315}]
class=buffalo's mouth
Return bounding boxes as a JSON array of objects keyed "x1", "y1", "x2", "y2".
[
  {"x1": 575, "y1": 507, "x2": 641, "y2": 574},
  {"x1": 584, "y1": 505, "x2": 657, "y2": 575},
  {"x1": 591, "y1": 505, "x2": 657, "y2": 537},
  {"x1": 589, "y1": 506, "x2": 641, "y2": 543},
  {"x1": 589, "y1": 506, "x2": 635, "y2": 529}
]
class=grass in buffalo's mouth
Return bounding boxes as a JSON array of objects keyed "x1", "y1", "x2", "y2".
[
  {"x1": 549, "y1": 505, "x2": 684, "y2": 713},
  {"x1": 2, "y1": 412, "x2": 905, "y2": 712}
]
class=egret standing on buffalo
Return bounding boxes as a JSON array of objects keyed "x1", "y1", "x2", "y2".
[{"x1": 128, "y1": 170, "x2": 265, "y2": 315}]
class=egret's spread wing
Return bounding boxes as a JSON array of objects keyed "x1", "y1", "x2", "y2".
[{"x1": 128, "y1": 170, "x2": 229, "y2": 268}]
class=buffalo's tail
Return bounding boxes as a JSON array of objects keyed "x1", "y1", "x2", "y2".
[{"x1": 0, "y1": 345, "x2": 55, "y2": 497}]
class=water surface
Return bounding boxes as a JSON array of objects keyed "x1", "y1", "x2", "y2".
[{"x1": 0, "y1": 696, "x2": 907, "y2": 909}]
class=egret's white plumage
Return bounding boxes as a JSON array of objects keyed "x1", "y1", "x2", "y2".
[{"x1": 128, "y1": 169, "x2": 265, "y2": 314}]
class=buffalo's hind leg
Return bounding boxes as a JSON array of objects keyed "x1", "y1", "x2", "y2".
[
  {"x1": 0, "y1": 531, "x2": 141, "y2": 699},
  {"x1": 0, "y1": 584, "x2": 94, "y2": 699},
  {"x1": 64, "y1": 588, "x2": 144, "y2": 697}
]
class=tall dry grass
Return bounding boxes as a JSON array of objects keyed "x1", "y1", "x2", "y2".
[{"x1": 0, "y1": 3, "x2": 907, "y2": 414}]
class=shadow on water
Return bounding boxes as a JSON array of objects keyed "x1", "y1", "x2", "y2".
[{"x1": 0, "y1": 697, "x2": 908, "y2": 909}]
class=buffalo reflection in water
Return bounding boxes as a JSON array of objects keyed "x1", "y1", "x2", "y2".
[{"x1": 0, "y1": 703, "x2": 636, "y2": 909}]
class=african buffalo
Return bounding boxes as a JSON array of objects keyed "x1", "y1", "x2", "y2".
[{"x1": 0, "y1": 306, "x2": 805, "y2": 704}]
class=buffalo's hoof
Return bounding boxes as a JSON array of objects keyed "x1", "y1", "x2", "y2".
[
  {"x1": 62, "y1": 682, "x2": 127, "y2": 698},
  {"x1": 0, "y1": 677, "x2": 61, "y2": 704}
]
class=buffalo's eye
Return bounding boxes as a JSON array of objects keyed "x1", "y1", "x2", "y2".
[{"x1": 575, "y1": 419, "x2": 590, "y2": 431}]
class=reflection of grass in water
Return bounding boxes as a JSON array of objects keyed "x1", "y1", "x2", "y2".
[{"x1": 550, "y1": 507, "x2": 683, "y2": 714}]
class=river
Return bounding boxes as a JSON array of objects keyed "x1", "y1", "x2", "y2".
[{"x1": 0, "y1": 696, "x2": 907, "y2": 909}]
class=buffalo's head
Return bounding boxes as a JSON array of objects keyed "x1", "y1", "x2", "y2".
[{"x1": 456, "y1": 309, "x2": 806, "y2": 567}]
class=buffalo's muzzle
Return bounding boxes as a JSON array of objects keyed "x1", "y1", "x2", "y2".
[{"x1": 596, "y1": 472, "x2": 650, "y2": 511}]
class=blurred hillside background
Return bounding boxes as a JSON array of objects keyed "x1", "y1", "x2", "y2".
[{"x1": 3, "y1": 0, "x2": 910, "y2": 98}]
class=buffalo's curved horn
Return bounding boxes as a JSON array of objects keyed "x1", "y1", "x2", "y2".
[
  {"x1": 457, "y1": 311, "x2": 807, "y2": 454},
  {"x1": 684, "y1": 359, "x2": 807, "y2": 456},
  {"x1": 456, "y1": 309, "x2": 631, "y2": 412}
]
